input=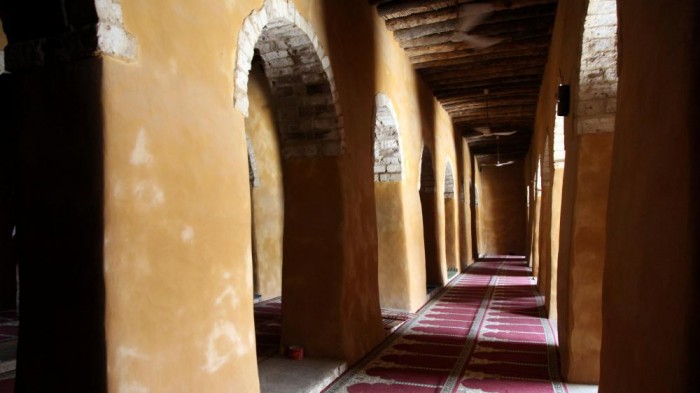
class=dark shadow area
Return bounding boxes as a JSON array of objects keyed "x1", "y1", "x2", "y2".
[
  {"x1": 317, "y1": 0, "x2": 385, "y2": 362},
  {"x1": 0, "y1": 73, "x2": 19, "y2": 312},
  {"x1": 689, "y1": 8, "x2": 700, "y2": 388},
  {"x1": 0, "y1": 3, "x2": 107, "y2": 391},
  {"x1": 9, "y1": 58, "x2": 107, "y2": 393}
]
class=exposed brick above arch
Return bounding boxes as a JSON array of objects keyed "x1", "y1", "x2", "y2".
[
  {"x1": 419, "y1": 145, "x2": 435, "y2": 193},
  {"x1": 234, "y1": 0, "x2": 343, "y2": 158},
  {"x1": 95, "y1": 0, "x2": 138, "y2": 61},
  {"x1": 1, "y1": 0, "x2": 137, "y2": 71},
  {"x1": 444, "y1": 160, "x2": 455, "y2": 199},
  {"x1": 576, "y1": 0, "x2": 618, "y2": 135},
  {"x1": 373, "y1": 93, "x2": 403, "y2": 182}
]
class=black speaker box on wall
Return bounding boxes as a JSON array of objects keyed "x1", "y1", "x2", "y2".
[{"x1": 557, "y1": 84, "x2": 570, "y2": 116}]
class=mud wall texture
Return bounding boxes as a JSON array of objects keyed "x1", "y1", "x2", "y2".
[
  {"x1": 478, "y1": 160, "x2": 527, "y2": 256},
  {"x1": 599, "y1": 0, "x2": 699, "y2": 391},
  {"x1": 528, "y1": 0, "x2": 699, "y2": 388},
  {"x1": 0, "y1": 0, "x2": 467, "y2": 392}
]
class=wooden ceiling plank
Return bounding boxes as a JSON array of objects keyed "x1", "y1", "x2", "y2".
[
  {"x1": 377, "y1": 0, "x2": 557, "y2": 20},
  {"x1": 411, "y1": 44, "x2": 550, "y2": 67},
  {"x1": 392, "y1": 4, "x2": 556, "y2": 41}
]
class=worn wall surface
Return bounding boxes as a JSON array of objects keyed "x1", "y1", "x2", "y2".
[
  {"x1": 0, "y1": 67, "x2": 16, "y2": 310},
  {"x1": 246, "y1": 64, "x2": 284, "y2": 301},
  {"x1": 478, "y1": 161, "x2": 527, "y2": 256},
  {"x1": 528, "y1": 0, "x2": 699, "y2": 388},
  {"x1": 600, "y1": 0, "x2": 699, "y2": 391},
  {"x1": 97, "y1": 0, "x2": 460, "y2": 391},
  {"x1": 444, "y1": 198, "x2": 457, "y2": 270},
  {"x1": 460, "y1": 139, "x2": 474, "y2": 268},
  {"x1": 372, "y1": 12, "x2": 460, "y2": 311},
  {"x1": 526, "y1": 0, "x2": 612, "y2": 382}
]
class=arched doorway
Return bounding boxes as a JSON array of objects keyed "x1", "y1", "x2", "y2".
[
  {"x1": 372, "y1": 93, "x2": 411, "y2": 311},
  {"x1": 444, "y1": 160, "x2": 458, "y2": 279},
  {"x1": 419, "y1": 146, "x2": 441, "y2": 294},
  {"x1": 234, "y1": 0, "x2": 347, "y2": 364}
]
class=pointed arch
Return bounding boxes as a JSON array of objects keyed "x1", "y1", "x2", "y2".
[
  {"x1": 233, "y1": 0, "x2": 343, "y2": 158},
  {"x1": 576, "y1": 0, "x2": 618, "y2": 135},
  {"x1": 246, "y1": 134, "x2": 260, "y2": 188},
  {"x1": 443, "y1": 159, "x2": 458, "y2": 275},
  {"x1": 373, "y1": 93, "x2": 403, "y2": 182},
  {"x1": 419, "y1": 145, "x2": 435, "y2": 193},
  {"x1": 444, "y1": 159, "x2": 455, "y2": 199},
  {"x1": 419, "y1": 145, "x2": 441, "y2": 289}
]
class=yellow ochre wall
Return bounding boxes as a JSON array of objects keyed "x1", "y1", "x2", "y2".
[
  {"x1": 600, "y1": 0, "x2": 699, "y2": 391},
  {"x1": 372, "y1": 13, "x2": 460, "y2": 311},
  {"x1": 247, "y1": 64, "x2": 284, "y2": 301},
  {"x1": 100, "y1": 0, "x2": 462, "y2": 391},
  {"x1": 528, "y1": 0, "x2": 700, "y2": 388},
  {"x1": 527, "y1": 0, "x2": 612, "y2": 382},
  {"x1": 478, "y1": 160, "x2": 527, "y2": 256}
]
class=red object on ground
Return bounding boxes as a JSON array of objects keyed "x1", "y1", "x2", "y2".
[{"x1": 288, "y1": 345, "x2": 304, "y2": 360}]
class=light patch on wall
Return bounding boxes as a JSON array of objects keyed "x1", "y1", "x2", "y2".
[
  {"x1": 133, "y1": 256, "x2": 151, "y2": 275},
  {"x1": 118, "y1": 382, "x2": 149, "y2": 393},
  {"x1": 202, "y1": 321, "x2": 247, "y2": 373},
  {"x1": 116, "y1": 346, "x2": 149, "y2": 393},
  {"x1": 132, "y1": 181, "x2": 165, "y2": 208},
  {"x1": 130, "y1": 128, "x2": 154, "y2": 166},
  {"x1": 168, "y1": 58, "x2": 178, "y2": 75},
  {"x1": 215, "y1": 286, "x2": 240, "y2": 309},
  {"x1": 245, "y1": 244, "x2": 253, "y2": 290},
  {"x1": 113, "y1": 180, "x2": 125, "y2": 199},
  {"x1": 181, "y1": 226, "x2": 194, "y2": 243}
]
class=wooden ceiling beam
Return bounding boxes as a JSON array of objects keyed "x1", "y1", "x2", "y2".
[
  {"x1": 454, "y1": 115, "x2": 534, "y2": 126},
  {"x1": 385, "y1": 8, "x2": 457, "y2": 31},
  {"x1": 411, "y1": 44, "x2": 550, "y2": 67},
  {"x1": 445, "y1": 98, "x2": 540, "y2": 113},
  {"x1": 432, "y1": 76, "x2": 544, "y2": 96},
  {"x1": 377, "y1": 0, "x2": 557, "y2": 21},
  {"x1": 407, "y1": 34, "x2": 552, "y2": 58},
  {"x1": 451, "y1": 110, "x2": 537, "y2": 122},
  {"x1": 397, "y1": 15, "x2": 554, "y2": 49},
  {"x1": 391, "y1": 5, "x2": 556, "y2": 41},
  {"x1": 442, "y1": 94, "x2": 539, "y2": 108},
  {"x1": 422, "y1": 61, "x2": 547, "y2": 83},
  {"x1": 439, "y1": 88, "x2": 540, "y2": 104},
  {"x1": 429, "y1": 68, "x2": 545, "y2": 90},
  {"x1": 377, "y1": 0, "x2": 457, "y2": 20}
]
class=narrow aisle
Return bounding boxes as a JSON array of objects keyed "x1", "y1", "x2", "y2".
[{"x1": 324, "y1": 258, "x2": 567, "y2": 393}]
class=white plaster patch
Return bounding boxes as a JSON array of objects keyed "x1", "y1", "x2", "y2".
[
  {"x1": 215, "y1": 286, "x2": 240, "y2": 309},
  {"x1": 130, "y1": 128, "x2": 153, "y2": 166},
  {"x1": 202, "y1": 321, "x2": 247, "y2": 373},
  {"x1": 113, "y1": 180, "x2": 125, "y2": 199},
  {"x1": 132, "y1": 181, "x2": 165, "y2": 207},
  {"x1": 181, "y1": 226, "x2": 195, "y2": 243},
  {"x1": 223, "y1": 271, "x2": 232, "y2": 279},
  {"x1": 134, "y1": 256, "x2": 151, "y2": 274},
  {"x1": 95, "y1": 0, "x2": 138, "y2": 61},
  {"x1": 168, "y1": 58, "x2": 178, "y2": 74},
  {"x1": 116, "y1": 346, "x2": 150, "y2": 393}
]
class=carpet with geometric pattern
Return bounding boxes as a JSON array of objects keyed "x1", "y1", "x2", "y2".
[{"x1": 323, "y1": 258, "x2": 568, "y2": 393}]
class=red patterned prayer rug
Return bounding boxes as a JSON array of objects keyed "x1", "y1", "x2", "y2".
[
  {"x1": 0, "y1": 310, "x2": 17, "y2": 393},
  {"x1": 254, "y1": 299, "x2": 417, "y2": 362},
  {"x1": 323, "y1": 260, "x2": 568, "y2": 393}
]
